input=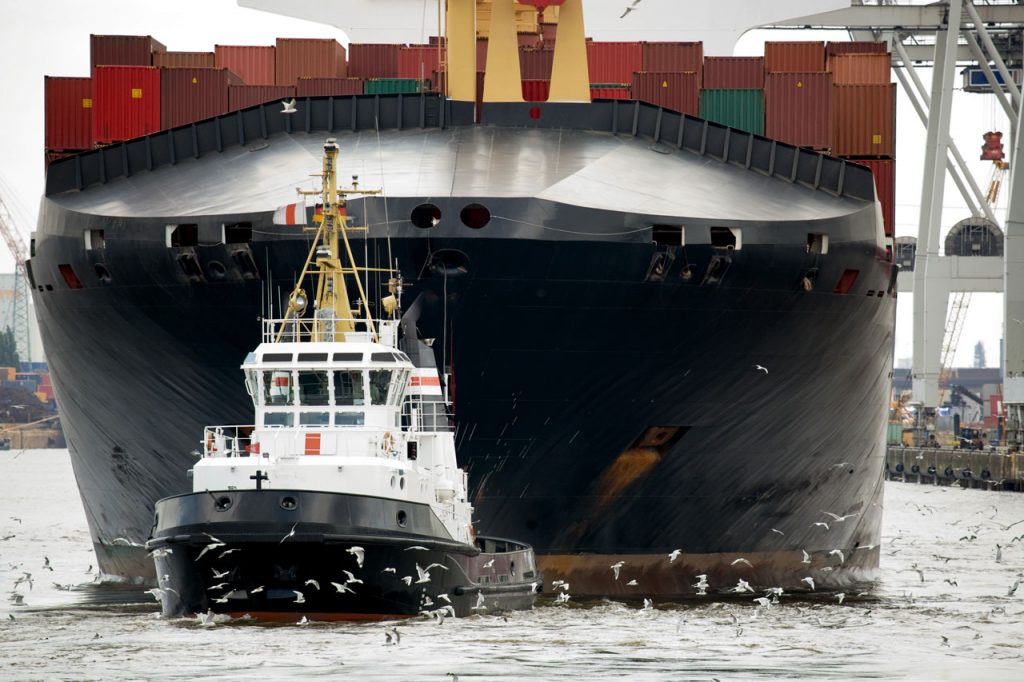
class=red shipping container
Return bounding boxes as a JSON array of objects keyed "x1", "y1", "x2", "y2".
[
  {"x1": 826, "y1": 41, "x2": 889, "y2": 56},
  {"x1": 520, "y1": 47, "x2": 555, "y2": 80},
  {"x1": 215, "y1": 45, "x2": 276, "y2": 86},
  {"x1": 590, "y1": 85, "x2": 631, "y2": 100},
  {"x1": 399, "y1": 46, "x2": 444, "y2": 80},
  {"x1": 348, "y1": 44, "x2": 400, "y2": 79},
  {"x1": 295, "y1": 77, "x2": 364, "y2": 97},
  {"x1": 90, "y1": 35, "x2": 166, "y2": 68},
  {"x1": 45, "y1": 77, "x2": 93, "y2": 151},
  {"x1": 518, "y1": 32, "x2": 541, "y2": 48},
  {"x1": 521, "y1": 79, "x2": 550, "y2": 102},
  {"x1": 849, "y1": 158, "x2": 895, "y2": 237},
  {"x1": 764, "y1": 72, "x2": 832, "y2": 149},
  {"x1": 540, "y1": 23, "x2": 557, "y2": 44},
  {"x1": 832, "y1": 84, "x2": 895, "y2": 157},
  {"x1": 631, "y1": 72, "x2": 699, "y2": 116},
  {"x1": 275, "y1": 38, "x2": 347, "y2": 86},
  {"x1": 588, "y1": 42, "x2": 643, "y2": 84},
  {"x1": 828, "y1": 53, "x2": 891, "y2": 85},
  {"x1": 642, "y1": 42, "x2": 703, "y2": 74},
  {"x1": 160, "y1": 67, "x2": 241, "y2": 129},
  {"x1": 154, "y1": 51, "x2": 216, "y2": 69},
  {"x1": 703, "y1": 57, "x2": 764, "y2": 89},
  {"x1": 764, "y1": 41, "x2": 825, "y2": 73},
  {"x1": 92, "y1": 66, "x2": 161, "y2": 144},
  {"x1": 229, "y1": 85, "x2": 296, "y2": 110}
]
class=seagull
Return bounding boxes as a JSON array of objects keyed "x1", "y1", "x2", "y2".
[
  {"x1": 619, "y1": 4, "x2": 639, "y2": 19},
  {"x1": 279, "y1": 523, "x2": 298, "y2": 543},
  {"x1": 251, "y1": 585, "x2": 265, "y2": 594},
  {"x1": 829, "y1": 549, "x2": 845, "y2": 565},
  {"x1": 801, "y1": 576, "x2": 815, "y2": 591},
  {"x1": 555, "y1": 591, "x2": 570, "y2": 603},
  {"x1": 219, "y1": 548, "x2": 240, "y2": 558},
  {"x1": 1009, "y1": 577, "x2": 1020, "y2": 597},
  {"x1": 731, "y1": 558, "x2": 753, "y2": 568},
  {"x1": 144, "y1": 588, "x2": 166, "y2": 602},
  {"x1": 148, "y1": 548, "x2": 172, "y2": 558},
  {"x1": 668, "y1": 549, "x2": 682, "y2": 563},
  {"x1": 415, "y1": 564, "x2": 433, "y2": 584},
  {"x1": 754, "y1": 365, "x2": 768, "y2": 374},
  {"x1": 13, "y1": 573, "x2": 32, "y2": 591},
  {"x1": 437, "y1": 593, "x2": 451, "y2": 604},
  {"x1": 347, "y1": 546, "x2": 365, "y2": 568},
  {"x1": 381, "y1": 567, "x2": 397, "y2": 574},
  {"x1": 211, "y1": 568, "x2": 230, "y2": 580},
  {"x1": 112, "y1": 537, "x2": 144, "y2": 547},
  {"x1": 801, "y1": 549, "x2": 812, "y2": 565},
  {"x1": 204, "y1": 533, "x2": 224, "y2": 544},
  {"x1": 404, "y1": 546, "x2": 429, "y2": 552},
  {"x1": 471, "y1": 591, "x2": 486, "y2": 611},
  {"x1": 213, "y1": 595, "x2": 230, "y2": 604},
  {"x1": 197, "y1": 609, "x2": 216, "y2": 626},
  {"x1": 298, "y1": 616, "x2": 309, "y2": 625},
  {"x1": 331, "y1": 582, "x2": 356, "y2": 594},
  {"x1": 482, "y1": 559, "x2": 495, "y2": 569},
  {"x1": 304, "y1": 579, "x2": 320, "y2": 591},
  {"x1": 195, "y1": 542, "x2": 225, "y2": 561},
  {"x1": 731, "y1": 579, "x2": 754, "y2": 593},
  {"x1": 626, "y1": 579, "x2": 639, "y2": 586},
  {"x1": 281, "y1": 98, "x2": 297, "y2": 114},
  {"x1": 10, "y1": 517, "x2": 22, "y2": 524},
  {"x1": 42, "y1": 557, "x2": 52, "y2": 571},
  {"x1": 207, "y1": 582, "x2": 229, "y2": 591},
  {"x1": 342, "y1": 570, "x2": 363, "y2": 585},
  {"x1": 390, "y1": 627, "x2": 401, "y2": 645},
  {"x1": 421, "y1": 596, "x2": 434, "y2": 608},
  {"x1": 643, "y1": 598, "x2": 653, "y2": 610},
  {"x1": 770, "y1": 529, "x2": 785, "y2": 536},
  {"x1": 812, "y1": 522, "x2": 830, "y2": 531},
  {"x1": 293, "y1": 590, "x2": 306, "y2": 604},
  {"x1": 835, "y1": 592, "x2": 845, "y2": 605},
  {"x1": 401, "y1": 576, "x2": 413, "y2": 586},
  {"x1": 822, "y1": 512, "x2": 858, "y2": 523},
  {"x1": 996, "y1": 545, "x2": 1002, "y2": 563},
  {"x1": 692, "y1": 574, "x2": 709, "y2": 595},
  {"x1": 385, "y1": 630, "x2": 396, "y2": 645},
  {"x1": 753, "y1": 596, "x2": 771, "y2": 608},
  {"x1": 610, "y1": 561, "x2": 625, "y2": 580}
]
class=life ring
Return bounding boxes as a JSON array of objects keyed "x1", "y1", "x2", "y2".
[{"x1": 206, "y1": 431, "x2": 216, "y2": 453}]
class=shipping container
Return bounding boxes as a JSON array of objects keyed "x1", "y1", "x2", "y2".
[
  {"x1": 518, "y1": 32, "x2": 541, "y2": 48},
  {"x1": 228, "y1": 84, "x2": 296, "y2": 110},
  {"x1": 348, "y1": 44, "x2": 401, "y2": 79},
  {"x1": 588, "y1": 42, "x2": 643, "y2": 84},
  {"x1": 45, "y1": 76, "x2": 92, "y2": 151},
  {"x1": 160, "y1": 67, "x2": 241, "y2": 130},
  {"x1": 91, "y1": 65, "x2": 161, "y2": 144},
  {"x1": 764, "y1": 41, "x2": 825, "y2": 73},
  {"x1": 275, "y1": 38, "x2": 346, "y2": 86},
  {"x1": 0, "y1": 367, "x2": 15, "y2": 382},
  {"x1": 847, "y1": 158, "x2": 895, "y2": 237},
  {"x1": 215, "y1": 45, "x2": 276, "y2": 85},
  {"x1": 703, "y1": 57, "x2": 764, "y2": 90},
  {"x1": 642, "y1": 42, "x2": 703, "y2": 75},
  {"x1": 90, "y1": 35, "x2": 166, "y2": 68},
  {"x1": 699, "y1": 89, "x2": 764, "y2": 135},
  {"x1": 521, "y1": 79, "x2": 550, "y2": 102},
  {"x1": 632, "y1": 72, "x2": 700, "y2": 116},
  {"x1": 831, "y1": 83, "x2": 895, "y2": 156},
  {"x1": 364, "y1": 78, "x2": 427, "y2": 95},
  {"x1": 153, "y1": 51, "x2": 216, "y2": 69},
  {"x1": 828, "y1": 53, "x2": 891, "y2": 85},
  {"x1": 764, "y1": 72, "x2": 832, "y2": 149},
  {"x1": 399, "y1": 46, "x2": 445, "y2": 81},
  {"x1": 540, "y1": 22, "x2": 557, "y2": 44},
  {"x1": 826, "y1": 41, "x2": 889, "y2": 56},
  {"x1": 520, "y1": 47, "x2": 554, "y2": 80},
  {"x1": 590, "y1": 84, "x2": 631, "y2": 100},
  {"x1": 295, "y1": 78, "x2": 364, "y2": 97}
]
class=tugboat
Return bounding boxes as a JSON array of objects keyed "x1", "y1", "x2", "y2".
[{"x1": 146, "y1": 138, "x2": 540, "y2": 621}]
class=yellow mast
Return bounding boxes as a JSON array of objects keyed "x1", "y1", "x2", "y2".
[{"x1": 277, "y1": 138, "x2": 395, "y2": 343}]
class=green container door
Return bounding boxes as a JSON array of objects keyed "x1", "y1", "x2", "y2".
[
  {"x1": 887, "y1": 422, "x2": 904, "y2": 445},
  {"x1": 363, "y1": 78, "x2": 428, "y2": 95},
  {"x1": 699, "y1": 89, "x2": 764, "y2": 135}
]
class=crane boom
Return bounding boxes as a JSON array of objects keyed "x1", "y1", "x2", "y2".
[{"x1": 0, "y1": 192, "x2": 32, "y2": 363}]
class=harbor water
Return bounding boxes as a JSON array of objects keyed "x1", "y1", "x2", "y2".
[{"x1": 1, "y1": 449, "x2": 1022, "y2": 680}]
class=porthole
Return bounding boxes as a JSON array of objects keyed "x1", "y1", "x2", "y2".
[
  {"x1": 411, "y1": 203, "x2": 442, "y2": 229},
  {"x1": 396, "y1": 510, "x2": 408, "y2": 527},
  {"x1": 215, "y1": 496, "x2": 233, "y2": 512},
  {"x1": 95, "y1": 263, "x2": 112, "y2": 284},
  {"x1": 390, "y1": 475, "x2": 396, "y2": 488},
  {"x1": 207, "y1": 260, "x2": 226, "y2": 280},
  {"x1": 280, "y1": 496, "x2": 297, "y2": 511},
  {"x1": 460, "y1": 203, "x2": 490, "y2": 229},
  {"x1": 399, "y1": 477, "x2": 405, "y2": 490}
]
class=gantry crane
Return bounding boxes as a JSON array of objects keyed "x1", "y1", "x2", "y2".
[{"x1": 0, "y1": 190, "x2": 32, "y2": 364}]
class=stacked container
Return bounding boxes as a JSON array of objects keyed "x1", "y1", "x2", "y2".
[
  {"x1": 700, "y1": 56, "x2": 765, "y2": 135},
  {"x1": 215, "y1": 45, "x2": 276, "y2": 85},
  {"x1": 160, "y1": 67, "x2": 242, "y2": 129},
  {"x1": 632, "y1": 72, "x2": 700, "y2": 116},
  {"x1": 45, "y1": 77, "x2": 92, "y2": 152},
  {"x1": 275, "y1": 38, "x2": 347, "y2": 86},
  {"x1": 90, "y1": 35, "x2": 166, "y2": 68},
  {"x1": 587, "y1": 42, "x2": 643, "y2": 85},
  {"x1": 348, "y1": 44, "x2": 400, "y2": 79},
  {"x1": 92, "y1": 65, "x2": 161, "y2": 144},
  {"x1": 154, "y1": 52, "x2": 216, "y2": 69},
  {"x1": 399, "y1": 46, "x2": 445, "y2": 81},
  {"x1": 763, "y1": 42, "x2": 830, "y2": 149}
]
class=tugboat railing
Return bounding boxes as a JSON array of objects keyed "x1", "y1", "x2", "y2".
[
  {"x1": 202, "y1": 425, "x2": 255, "y2": 458},
  {"x1": 260, "y1": 317, "x2": 397, "y2": 344}
]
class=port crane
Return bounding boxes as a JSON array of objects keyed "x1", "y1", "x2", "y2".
[{"x1": 0, "y1": 188, "x2": 32, "y2": 364}]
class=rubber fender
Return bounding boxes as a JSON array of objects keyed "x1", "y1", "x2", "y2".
[
  {"x1": 927, "y1": 466, "x2": 937, "y2": 475},
  {"x1": 895, "y1": 463, "x2": 905, "y2": 473},
  {"x1": 961, "y1": 468, "x2": 973, "y2": 479},
  {"x1": 911, "y1": 464, "x2": 920, "y2": 474},
  {"x1": 944, "y1": 467, "x2": 955, "y2": 477},
  {"x1": 981, "y1": 469, "x2": 991, "y2": 480}
]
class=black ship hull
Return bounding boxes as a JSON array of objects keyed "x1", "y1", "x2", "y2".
[
  {"x1": 32, "y1": 99, "x2": 896, "y2": 596},
  {"x1": 150, "y1": 489, "x2": 537, "y2": 620}
]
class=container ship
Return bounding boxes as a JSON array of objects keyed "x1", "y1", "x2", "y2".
[{"x1": 31, "y1": 1, "x2": 897, "y2": 595}]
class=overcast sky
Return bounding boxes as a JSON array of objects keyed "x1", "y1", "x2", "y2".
[{"x1": 0, "y1": 1, "x2": 1009, "y2": 367}]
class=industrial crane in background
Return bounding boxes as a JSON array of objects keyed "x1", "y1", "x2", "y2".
[
  {"x1": 936, "y1": 132, "x2": 1008, "y2": 404},
  {"x1": 0, "y1": 187, "x2": 32, "y2": 364}
]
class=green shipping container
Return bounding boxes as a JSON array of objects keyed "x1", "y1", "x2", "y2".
[
  {"x1": 887, "y1": 422, "x2": 904, "y2": 446},
  {"x1": 699, "y1": 89, "x2": 764, "y2": 135},
  {"x1": 363, "y1": 78, "x2": 428, "y2": 95}
]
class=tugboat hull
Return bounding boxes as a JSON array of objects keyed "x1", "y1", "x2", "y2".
[{"x1": 149, "y1": 488, "x2": 538, "y2": 620}]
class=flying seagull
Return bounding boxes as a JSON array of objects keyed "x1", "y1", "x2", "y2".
[
  {"x1": 293, "y1": 590, "x2": 306, "y2": 604},
  {"x1": 822, "y1": 512, "x2": 858, "y2": 523},
  {"x1": 731, "y1": 558, "x2": 753, "y2": 568},
  {"x1": 280, "y1": 523, "x2": 298, "y2": 543},
  {"x1": 304, "y1": 579, "x2": 320, "y2": 591},
  {"x1": 331, "y1": 582, "x2": 356, "y2": 594},
  {"x1": 610, "y1": 561, "x2": 625, "y2": 580},
  {"x1": 195, "y1": 542, "x2": 225, "y2": 561},
  {"x1": 801, "y1": 576, "x2": 815, "y2": 591},
  {"x1": 754, "y1": 365, "x2": 768, "y2": 374},
  {"x1": 342, "y1": 570, "x2": 363, "y2": 585},
  {"x1": 404, "y1": 546, "x2": 429, "y2": 552},
  {"x1": 471, "y1": 591, "x2": 486, "y2": 611},
  {"x1": 281, "y1": 98, "x2": 297, "y2": 114},
  {"x1": 347, "y1": 546, "x2": 365, "y2": 568},
  {"x1": 828, "y1": 549, "x2": 845, "y2": 565},
  {"x1": 626, "y1": 579, "x2": 639, "y2": 586},
  {"x1": 812, "y1": 522, "x2": 830, "y2": 531},
  {"x1": 668, "y1": 549, "x2": 682, "y2": 563}
]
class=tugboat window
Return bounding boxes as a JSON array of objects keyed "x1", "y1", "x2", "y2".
[
  {"x1": 334, "y1": 370, "x2": 365, "y2": 405},
  {"x1": 263, "y1": 371, "x2": 294, "y2": 406},
  {"x1": 335, "y1": 412, "x2": 365, "y2": 426},
  {"x1": 369, "y1": 370, "x2": 393, "y2": 405},
  {"x1": 299, "y1": 411, "x2": 330, "y2": 426},
  {"x1": 298, "y1": 370, "x2": 330, "y2": 405},
  {"x1": 263, "y1": 412, "x2": 294, "y2": 427}
]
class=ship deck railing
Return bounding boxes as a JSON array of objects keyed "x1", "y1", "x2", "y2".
[
  {"x1": 202, "y1": 425, "x2": 255, "y2": 459},
  {"x1": 261, "y1": 317, "x2": 395, "y2": 344}
]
